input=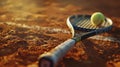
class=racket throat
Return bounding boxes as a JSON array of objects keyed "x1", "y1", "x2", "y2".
[
  {"x1": 72, "y1": 31, "x2": 96, "y2": 42},
  {"x1": 72, "y1": 35, "x2": 89, "y2": 42},
  {"x1": 72, "y1": 36, "x2": 82, "y2": 42}
]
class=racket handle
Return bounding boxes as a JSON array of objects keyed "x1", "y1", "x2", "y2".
[{"x1": 38, "y1": 39, "x2": 76, "y2": 67}]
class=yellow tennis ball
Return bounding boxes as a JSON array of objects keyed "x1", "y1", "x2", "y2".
[{"x1": 91, "y1": 12, "x2": 105, "y2": 26}]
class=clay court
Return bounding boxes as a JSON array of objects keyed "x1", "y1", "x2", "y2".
[{"x1": 0, "y1": 0, "x2": 120, "y2": 67}]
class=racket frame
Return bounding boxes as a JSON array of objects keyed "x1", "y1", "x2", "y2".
[{"x1": 38, "y1": 15, "x2": 113, "y2": 67}]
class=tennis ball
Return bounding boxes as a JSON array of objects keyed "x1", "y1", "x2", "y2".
[{"x1": 91, "y1": 12, "x2": 105, "y2": 26}]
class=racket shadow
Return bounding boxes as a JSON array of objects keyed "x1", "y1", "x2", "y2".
[
  {"x1": 63, "y1": 58, "x2": 107, "y2": 67},
  {"x1": 61, "y1": 39, "x2": 106, "y2": 67},
  {"x1": 59, "y1": 38, "x2": 119, "y2": 67},
  {"x1": 82, "y1": 39, "x2": 119, "y2": 67},
  {"x1": 58, "y1": 40, "x2": 106, "y2": 67},
  {"x1": 108, "y1": 25, "x2": 120, "y2": 41}
]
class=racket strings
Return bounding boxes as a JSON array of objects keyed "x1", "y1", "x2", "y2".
[
  {"x1": 74, "y1": 16, "x2": 111, "y2": 31},
  {"x1": 71, "y1": 16, "x2": 83, "y2": 25},
  {"x1": 80, "y1": 18, "x2": 89, "y2": 28},
  {"x1": 75, "y1": 17, "x2": 96, "y2": 29},
  {"x1": 76, "y1": 17, "x2": 86, "y2": 26},
  {"x1": 84, "y1": 19, "x2": 93, "y2": 29}
]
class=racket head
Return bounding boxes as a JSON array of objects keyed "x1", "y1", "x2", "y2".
[{"x1": 67, "y1": 15, "x2": 113, "y2": 37}]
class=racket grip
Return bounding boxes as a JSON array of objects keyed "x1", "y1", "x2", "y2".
[{"x1": 38, "y1": 39, "x2": 76, "y2": 67}]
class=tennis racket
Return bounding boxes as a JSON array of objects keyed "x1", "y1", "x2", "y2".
[{"x1": 38, "y1": 15, "x2": 113, "y2": 67}]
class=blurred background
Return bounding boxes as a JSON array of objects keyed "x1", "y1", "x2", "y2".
[{"x1": 0, "y1": 0, "x2": 119, "y2": 67}]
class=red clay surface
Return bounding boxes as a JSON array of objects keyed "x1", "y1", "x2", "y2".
[{"x1": 0, "y1": 0, "x2": 120, "y2": 67}]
